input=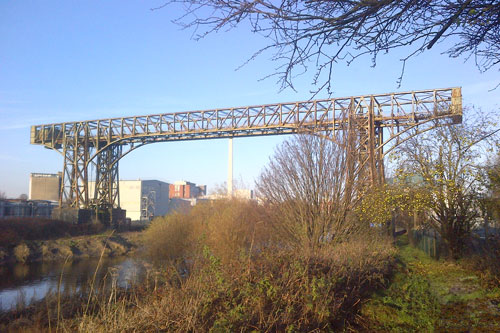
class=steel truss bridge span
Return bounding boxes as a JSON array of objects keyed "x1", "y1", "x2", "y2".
[{"x1": 31, "y1": 87, "x2": 462, "y2": 210}]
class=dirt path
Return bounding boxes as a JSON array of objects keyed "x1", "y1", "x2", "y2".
[{"x1": 357, "y1": 243, "x2": 500, "y2": 332}]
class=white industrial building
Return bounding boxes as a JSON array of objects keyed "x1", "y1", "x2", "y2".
[
  {"x1": 90, "y1": 180, "x2": 171, "y2": 221},
  {"x1": 234, "y1": 189, "x2": 255, "y2": 200},
  {"x1": 120, "y1": 180, "x2": 170, "y2": 221}
]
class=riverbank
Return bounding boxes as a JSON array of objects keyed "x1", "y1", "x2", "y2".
[
  {"x1": 0, "y1": 237, "x2": 396, "y2": 331},
  {"x1": 0, "y1": 231, "x2": 142, "y2": 264}
]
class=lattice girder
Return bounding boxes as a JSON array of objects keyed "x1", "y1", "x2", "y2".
[{"x1": 30, "y1": 87, "x2": 462, "y2": 209}]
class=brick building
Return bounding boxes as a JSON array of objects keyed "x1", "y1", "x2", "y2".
[{"x1": 169, "y1": 181, "x2": 206, "y2": 199}]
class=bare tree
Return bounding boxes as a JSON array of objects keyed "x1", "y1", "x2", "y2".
[
  {"x1": 0, "y1": 191, "x2": 6, "y2": 200},
  {"x1": 256, "y1": 130, "x2": 361, "y2": 250},
  {"x1": 392, "y1": 110, "x2": 499, "y2": 257},
  {"x1": 159, "y1": 0, "x2": 500, "y2": 93}
]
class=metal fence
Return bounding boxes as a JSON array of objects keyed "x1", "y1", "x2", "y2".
[
  {"x1": 409, "y1": 229, "x2": 442, "y2": 259},
  {"x1": 409, "y1": 228, "x2": 500, "y2": 260}
]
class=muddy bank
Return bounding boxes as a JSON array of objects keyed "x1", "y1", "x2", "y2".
[{"x1": 0, "y1": 232, "x2": 142, "y2": 264}]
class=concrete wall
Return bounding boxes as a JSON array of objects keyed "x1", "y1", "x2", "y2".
[
  {"x1": 89, "y1": 179, "x2": 171, "y2": 221},
  {"x1": 119, "y1": 180, "x2": 142, "y2": 221},
  {"x1": 29, "y1": 173, "x2": 61, "y2": 201},
  {"x1": 168, "y1": 198, "x2": 193, "y2": 214}
]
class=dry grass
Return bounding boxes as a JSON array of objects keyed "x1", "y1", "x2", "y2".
[
  {"x1": 52, "y1": 237, "x2": 395, "y2": 332},
  {"x1": 1, "y1": 200, "x2": 396, "y2": 332},
  {"x1": 66, "y1": 200, "x2": 394, "y2": 332},
  {"x1": 143, "y1": 199, "x2": 271, "y2": 264}
]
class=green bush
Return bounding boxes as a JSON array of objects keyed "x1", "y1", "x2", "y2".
[{"x1": 360, "y1": 272, "x2": 439, "y2": 331}]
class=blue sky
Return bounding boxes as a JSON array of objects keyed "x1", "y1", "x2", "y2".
[{"x1": 1, "y1": 1, "x2": 499, "y2": 198}]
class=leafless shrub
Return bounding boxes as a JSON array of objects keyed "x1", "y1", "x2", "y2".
[
  {"x1": 257, "y1": 132, "x2": 363, "y2": 250},
  {"x1": 143, "y1": 212, "x2": 196, "y2": 262}
]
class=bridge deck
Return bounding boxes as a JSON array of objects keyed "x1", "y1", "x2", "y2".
[{"x1": 31, "y1": 87, "x2": 461, "y2": 149}]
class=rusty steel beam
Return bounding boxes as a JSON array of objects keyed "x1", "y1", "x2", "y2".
[{"x1": 30, "y1": 87, "x2": 462, "y2": 210}]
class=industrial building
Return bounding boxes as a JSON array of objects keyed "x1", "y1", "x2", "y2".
[
  {"x1": 29, "y1": 173, "x2": 61, "y2": 202},
  {"x1": 29, "y1": 171, "x2": 207, "y2": 222},
  {"x1": 204, "y1": 188, "x2": 256, "y2": 201},
  {"x1": 0, "y1": 199, "x2": 56, "y2": 218},
  {"x1": 89, "y1": 180, "x2": 170, "y2": 221},
  {"x1": 169, "y1": 181, "x2": 206, "y2": 199},
  {"x1": 234, "y1": 189, "x2": 255, "y2": 200}
]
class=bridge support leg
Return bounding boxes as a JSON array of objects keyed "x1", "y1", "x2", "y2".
[
  {"x1": 366, "y1": 98, "x2": 385, "y2": 186},
  {"x1": 93, "y1": 144, "x2": 122, "y2": 224},
  {"x1": 347, "y1": 97, "x2": 385, "y2": 189},
  {"x1": 60, "y1": 123, "x2": 90, "y2": 209}
]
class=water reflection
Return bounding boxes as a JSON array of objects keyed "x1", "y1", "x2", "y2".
[{"x1": 0, "y1": 256, "x2": 146, "y2": 311}]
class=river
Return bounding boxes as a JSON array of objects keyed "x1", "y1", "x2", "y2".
[{"x1": 0, "y1": 256, "x2": 147, "y2": 312}]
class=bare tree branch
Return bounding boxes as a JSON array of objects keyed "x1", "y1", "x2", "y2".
[{"x1": 156, "y1": 0, "x2": 500, "y2": 93}]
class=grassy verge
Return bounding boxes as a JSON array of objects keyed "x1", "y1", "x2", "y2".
[{"x1": 357, "y1": 236, "x2": 500, "y2": 332}]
